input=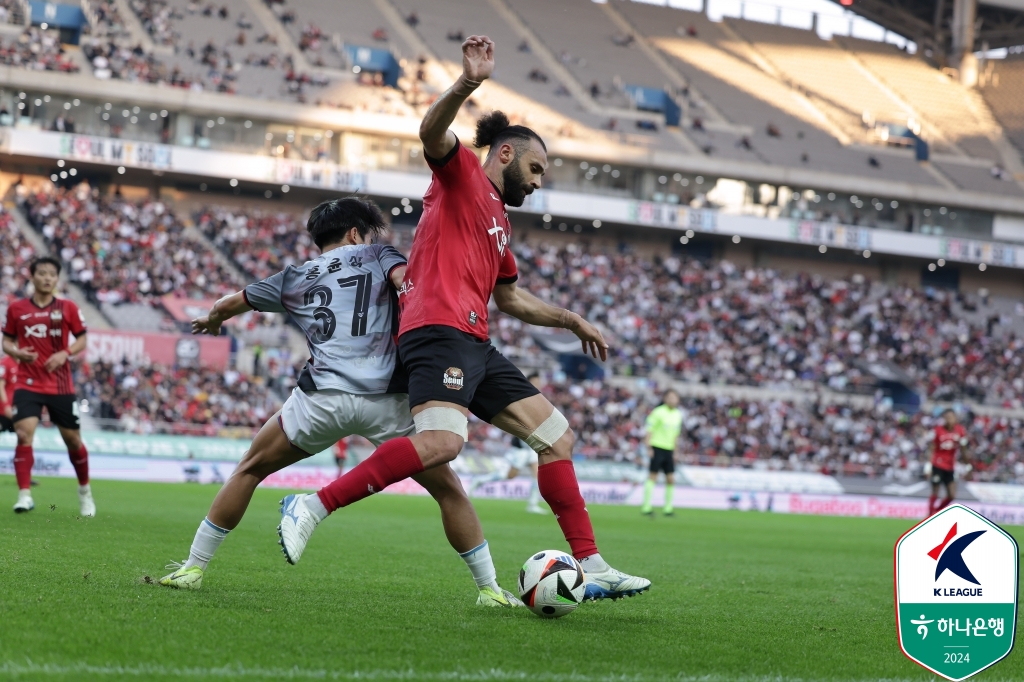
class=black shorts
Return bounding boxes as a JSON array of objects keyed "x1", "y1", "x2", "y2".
[
  {"x1": 12, "y1": 389, "x2": 80, "y2": 430},
  {"x1": 650, "y1": 447, "x2": 675, "y2": 474},
  {"x1": 399, "y1": 325, "x2": 540, "y2": 423},
  {"x1": 0, "y1": 414, "x2": 13, "y2": 432},
  {"x1": 931, "y1": 466, "x2": 955, "y2": 486}
]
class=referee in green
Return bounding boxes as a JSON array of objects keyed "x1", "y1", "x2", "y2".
[{"x1": 641, "y1": 389, "x2": 684, "y2": 516}]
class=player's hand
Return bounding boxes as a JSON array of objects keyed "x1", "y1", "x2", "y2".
[
  {"x1": 570, "y1": 317, "x2": 609, "y2": 362},
  {"x1": 8, "y1": 345, "x2": 38, "y2": 363},
  {"x1": 462, "y1": 35, "x2": 495, "y2": 82},
  {"x1": 192, "y1": 315, "x2": 222, "y2": 336},
  {"x1": 43, "y1": 350, "x2": 69, "y2": 372}
]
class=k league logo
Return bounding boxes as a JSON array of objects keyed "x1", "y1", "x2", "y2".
[{"x1": 895, "y1": 504, "x2": 1018, "y2": 681}]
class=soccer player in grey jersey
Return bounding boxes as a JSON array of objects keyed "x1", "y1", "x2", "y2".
[{"x1": 160, "y1": 197, "x2": 521, "y2": 607}]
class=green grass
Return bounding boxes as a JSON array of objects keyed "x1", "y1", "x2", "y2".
[{"x1": 0, "y1": 475, "x2": 1020, "y2": 682}]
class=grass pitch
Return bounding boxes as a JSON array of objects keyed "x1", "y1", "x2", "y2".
[{"x1": 0, "y1": 476, "x2": 1020, "y2": 682}]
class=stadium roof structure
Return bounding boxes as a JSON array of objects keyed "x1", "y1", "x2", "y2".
[{"x1": 837, "y1": 0, "x2": 1024, "y2": 53}]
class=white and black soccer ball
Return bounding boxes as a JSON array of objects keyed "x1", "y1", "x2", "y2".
[{"x1": 518, "y1": 550, "x2": 586, "y2": 618}]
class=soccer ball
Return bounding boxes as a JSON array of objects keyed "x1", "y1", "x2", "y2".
[{"x1": 518, "y1": 550, "x2": 586, "y2": 618}]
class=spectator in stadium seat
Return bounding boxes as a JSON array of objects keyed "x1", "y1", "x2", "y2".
[
  {"x1": 406, "y1": 12, "x2": 419, "y2": 27},
  {"x1": 447, "y1": 29, "x2": 464, "y2": 42},
  {"x1": 869, "y1": 155, "x2": 881, "y2": 168},
  {"x1": 766, "y1": 123, "x2": 781, "y2": 138},
  {"x1": 372, "y1": 27, "x2": 388, "y2": 42}
]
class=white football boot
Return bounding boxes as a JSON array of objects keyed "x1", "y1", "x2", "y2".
[
  {"x1": 582, "y1": 565, "x2": 651, "y2": 601},
  {"x1": 13, "y1": 489, "x2": 34, "y2": 513},
  {"x1": 79, "y1": 486, "x2": 96, "y2": 517},
  {"x1": 278, "y1": 494, "x2": 321, "y2": 565}
]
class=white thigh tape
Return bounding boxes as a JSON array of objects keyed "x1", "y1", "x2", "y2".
[
  {"x1": 413, "y1": 407, "x2": 468, "y2": 440},
  {"x1": 525, "y1": 409, "x2": 569, "y2": 453}
]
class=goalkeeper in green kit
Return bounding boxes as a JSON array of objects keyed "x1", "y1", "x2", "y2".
[{"x1": 640, "y1": 389, "x2": 684, "y2": 516}]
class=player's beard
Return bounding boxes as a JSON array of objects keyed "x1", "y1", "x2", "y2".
[{"x1": 501, "y1": 154, "x2": 532, "y2": 207}]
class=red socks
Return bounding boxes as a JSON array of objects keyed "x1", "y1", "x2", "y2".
[
  {"x1": 928, "y1": 494, "x2": 937, "y2": 515},
  {"x1": 69, "y1": 444, "x2": 89, "y2": 485},
  {"x1": 13, "y1": 444, "x2": 33, "y2": 490},
  {"x1": 538, "y1": 459, "x2": 599, "y2": 560},
  {"x1": 316, "y1": 437, "x2": 424, "y2": 513},
  {"x1": 938, "y1": 497, "x2": 953, "y2": 511}
]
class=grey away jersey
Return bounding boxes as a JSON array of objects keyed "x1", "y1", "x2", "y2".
[{"x1": 244, "y1": 243, "x2": 408, "y2": 394}]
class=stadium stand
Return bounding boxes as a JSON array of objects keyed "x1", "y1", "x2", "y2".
[
  {"x1": 615, "y1": 3, "x2": 942, "y2": 179},
  {"x1": 0, "y1": 27, "x2": 82, "y2": 72},
  {"x1": 506, "y1": 241, "x2": 1024, "y2": 407},
  {"x1": 835, "y1": 36, "x2": 1002, "y2": 160},
  {"x1": 76, "y1": 359, "x2": 281, "y2": 435},
  {"x1": 20, "y1": 186, "x2": 241, "y2": 309},
  {"x1": 980, "y1": 54, "x2": 1024, "y2": 156},
  {"x1": 0, "y1": 205, "x2": 34, "y2": 306},
  {"x1": 266, "y1": 0, "x2": 415, "y2": 68}
]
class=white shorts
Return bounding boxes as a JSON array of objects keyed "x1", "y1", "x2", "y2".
[
  {"x1": 505, "y1": 447, "x2": 539, "y2": 470},
  {"x1": 279, "y1": 388, "x2": 414, "y2": 455}
]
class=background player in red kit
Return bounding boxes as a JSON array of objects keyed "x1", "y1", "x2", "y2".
[
  {"x1": 278, "y1": 35, "x2": 649, "y2": 600},
  {"x1": 0, "y1": 353, "x2": 17, "y2": 432},
  {"x1": 929, "y1": 408, "x2": 968, "y2": 515},
  {"x1": 1, "y1": 257, "x2": 94, "y2": 515}
]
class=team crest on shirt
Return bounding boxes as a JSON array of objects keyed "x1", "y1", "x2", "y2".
[
  {"x1": 443, "y1": 367, "x2": 465, "y2": 390},
  {"x1": 50, "y1": 309, "x2": 62, "y2": 321}
]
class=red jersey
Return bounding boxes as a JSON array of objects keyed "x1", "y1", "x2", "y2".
[
  {"x1": 932, "y1": 424, "x2": 967, "y2": 471},
  {"x1": 399, "y1": 140, "x2": 519, "y2": 341},
  {"x1": 0, "y1": 354, "x2": 17, "y2": 408},
  {"x1": 1, "y1": 296, "x2": 86, "y2": 395}
]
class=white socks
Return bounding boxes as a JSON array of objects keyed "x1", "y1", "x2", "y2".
[
  {"x1": 78, "y1": 484, "x2": 91, "y2": 495},
  {"x1": 184, "y1": 517, "x2": 230, "y2": 570},
  {"x1": 304, "y1": 493, "x2": 329, "y2": 522},
  {"x1": 527, "y1": 480, "x2": 542, "y2": 508},
  {"x1": 459, "y1": 540, "x2": 500, "y2": 592},
  {"x1": 579, "y1": 553, "x2": 609, "y2": 573}
]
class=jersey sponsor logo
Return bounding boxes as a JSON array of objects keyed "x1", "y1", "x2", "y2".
[
  {"x1": 443, "y1": 367, "x2": 464, "y2": 390},
  {"x1": 397, "y1": 277, "x2": 414, "y2": 297},
  {"x1": 24, "y1": 323, "x2": 49, "y2": 339},
  {"x1": 19, "y1": 313, "x2": 33, "y2": 320},
  {"x1": 488, "y1": 217, "x2": 509, "y2": 257},
  {"x1": 489, "y1": 192, "x2": 501, "y2": 202}
]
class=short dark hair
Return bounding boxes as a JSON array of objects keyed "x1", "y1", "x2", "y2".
[
  {"x1": 473, "y1": 111, "x2": 546, "y2": 155},
  {"x1": 942, "y1": 408, "x2": 957, "y2": 417},
  {"x1": 29, "y1": 256, "x2": 62, "y2": 276},
  {"x1": 306, "y1": 196, "x2": 388, "y2": 249}
]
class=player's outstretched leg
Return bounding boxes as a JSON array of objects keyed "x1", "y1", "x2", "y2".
[
  {"x1": 283, "y1": 427, "x2": 460, "y2": 562},
  {"x1": 493, "y1": 394, "x2": 651, "y2": 602},
  {"x1": 277, "y1": 459, "x2": 522, "y2": 606},
  {"x1": 161, "y1": 413, "x2": 306, "y2": 590}
]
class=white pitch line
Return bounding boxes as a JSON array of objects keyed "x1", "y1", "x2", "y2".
[{"x1": 2, "y1": 662, "x2": 1017, "y2": 682}]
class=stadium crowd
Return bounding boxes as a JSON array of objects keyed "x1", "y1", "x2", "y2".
[
  {"x1": 468, "y1": 376, "x2": 1024, "y2": 483},
  {"x1": 0, "y1": 207, "x2": 34, "y2": 307},
  {"x1": 76, "y1": 359, "x2": 279, "y2": 435},
  {"x1": 505, "y1": 242, "x2": 1024, "y2": 407},
  {"x1": 0, "y1": 28, "x2": 81, "y2": 72},
  {"x1": 22, "y1": 186, "x2": 241, "y2": 306}
]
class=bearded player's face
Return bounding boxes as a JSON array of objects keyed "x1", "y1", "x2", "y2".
[{"x1": 501, "y1": 140, "x2": 547, "y2": 207}]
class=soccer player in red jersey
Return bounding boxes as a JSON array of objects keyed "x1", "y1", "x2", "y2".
[
  {"x1": 929, "y1": 409, "x2": 968, "y2": 515},
  {"x1": 278, "y1": 36, "x2": 650, "y2": 600},
  {"x1": 0, "y1": 353, "x2": 17, "y2": 433},
  {"x1": 1, "y1": 257, "x2": 94, "y2": 516}
]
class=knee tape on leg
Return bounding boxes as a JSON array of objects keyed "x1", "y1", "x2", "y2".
[
  {"x1": 413, "y1": 407, "x2": 468, "y2": 440},
  {"x1": 525, "y1": 409, "x2": 569, "y2": 453}
]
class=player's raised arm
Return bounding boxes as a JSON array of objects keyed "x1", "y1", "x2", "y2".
[
  {"x1": 419, "y1": 35, "x2": 495, "y2": 159},
  {"x1": 192, "y1": 291, "x2": 252, "y2": 336},
  {"x1": 492, "y1": 281, "x2": 608, "y2": 361}
]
